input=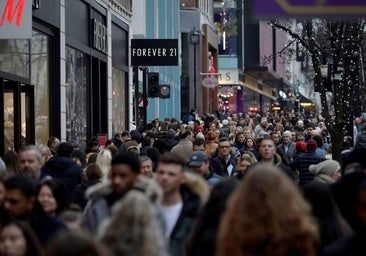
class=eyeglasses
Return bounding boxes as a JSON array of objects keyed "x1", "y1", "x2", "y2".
[{"x1": 219, "y1": 145, "x2": 230, "y2": 149}]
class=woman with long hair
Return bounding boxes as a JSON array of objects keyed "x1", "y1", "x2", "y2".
[
  {"x1": 217, "y1": 163, "x2": 320, "y2": 256},
  {"x1": 99, "y1": 190, "x2": 168, "y2": 256}
]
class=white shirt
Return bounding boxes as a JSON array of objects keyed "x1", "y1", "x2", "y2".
[{"x1": 159, "y1": 201, "x2": 183, "y2": 238}]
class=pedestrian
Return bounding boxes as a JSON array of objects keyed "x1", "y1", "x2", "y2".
[
  {"x1": 216, "y1": 163, "x2": 320, "y2": 256},
  {"x1": 309, "y1": 159, "x2": 342, "y2": 185},
  {"x1": 0, "y1": 220, "x2": 44, "y2": 256},
  {"x1": 99, "y1": 190, "x2": 168, "y2": 256},
  {"x1": 155, "y1": 152, "x2": 209, "y2": 256},
  {"x1": 185, "y1": 178, "x2": 240, "y2": 256}
]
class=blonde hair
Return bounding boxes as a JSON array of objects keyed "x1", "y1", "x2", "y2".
[
  {"x1": 95, "y1": 149, "x2": 112, "y2": 183},
  {"x1": 100, "y1": 190, "x2": 167, "y2": 256}
]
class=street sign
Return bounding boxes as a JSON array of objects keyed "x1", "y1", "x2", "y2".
[
  {"x1": 131, "y1": 39, "x2": 178, "y2": 66},
  {"x1": 250, "y1": 0, "x2": 366, "y2": 17},
  {"x1": 202, "y1": 77, "x2": 219, "y2": 88},
  {"x1": 0, "y1": 0, "x2": 32, "y2": 39}
]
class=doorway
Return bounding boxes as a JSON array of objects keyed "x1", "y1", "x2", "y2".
[{"x1": 0, "y1": 78, "x2": 35, "y2": 156}]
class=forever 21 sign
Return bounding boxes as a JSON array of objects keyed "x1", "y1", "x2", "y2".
[{"x1": 131, "y1": 39, "x2": 178, "y2": 66}]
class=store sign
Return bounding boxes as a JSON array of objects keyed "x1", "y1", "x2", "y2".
[
  {"x1": 0, "y1": 0, "x2": 32, "y2": 39},
  {"x1": 93, "y1": 19, "x2": 107, "y2": 54},
  {"x1": 202, "y1": 77, "x2": 218, "y2": 88},
  {"x1": 251, "y1": 0, "x2": 366, "y2": 17},
  {"x1": 218, "y1": 69, "x2": 239, "y2": 85},
  {"x1": 131, "y1": 39, "x2": 178, "y2": 66}
]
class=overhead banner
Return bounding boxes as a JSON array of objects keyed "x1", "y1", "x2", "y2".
[
  {"x1": 250, "y1": 0, "x2": 366, "y2": 18},
  {"x1": 131, "y1": 39, "x2": 178, "y2": 66},
  {"x1": 0, "y1": 0, "x2": 32, "y2": 39}
]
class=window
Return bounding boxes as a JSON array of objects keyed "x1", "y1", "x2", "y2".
[
  {"x1": 112, "y1": 67, "x2": 126, "y2": 132},
  {"x1": 66, "y1": 46, "x2": 88, "y2": 143}
]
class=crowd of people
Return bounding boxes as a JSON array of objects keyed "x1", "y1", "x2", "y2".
[{"x1": 1, "y1": 110, "x2": 366, "y2": 255}]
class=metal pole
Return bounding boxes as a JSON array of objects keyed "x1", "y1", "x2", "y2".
[
  {"x1": 193, "y1": 43, "x2": 197, "y2": 108},
  {"x1": 142, "y1": 68, "x2": 147, "y2": 130},
  {"x1": 133, "y1": 66, "x2": 139, "y2": 131}
]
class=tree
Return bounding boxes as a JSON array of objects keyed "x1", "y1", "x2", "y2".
[{"x1": 270, "y1": 19, "x2": 366, "y2": 163}]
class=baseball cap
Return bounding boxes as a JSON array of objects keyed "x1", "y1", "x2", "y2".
[{"x1": 188, "y1": 151, "x2": 209, "y2": 167}]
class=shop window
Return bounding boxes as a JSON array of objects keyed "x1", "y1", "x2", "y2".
[
  {"x1": 112, "y1": 67, "x2": 126, "y2": 132},
  {"x1": 31, "y1": 31, "x2": 50, "y2": 145},
  {"x1": 0, "y1": 39, "x2": 30, "y2": 78},
  {"x1": 66, "y1": 46, "x2": 88, "y2": 143}
]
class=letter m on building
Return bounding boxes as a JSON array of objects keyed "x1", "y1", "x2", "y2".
[{"x1": 0, "y1": 0, "x2": 25, "y2": 27}]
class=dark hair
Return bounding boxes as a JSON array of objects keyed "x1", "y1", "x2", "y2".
[
  {"x1": 4, "y1": 175, "x2": 36, "y2": 198},
  {"x1": 193, "y1": 138, "x2": 206, "y2": 148},
  {"x1": 1, "y1": 220, "x2": 44, "y2": 256},
  {"x1": 87, "y1": 153, "x2": 98, "y2": 165},
  {"x1": 180, "y1": 130, "x2": 192, "y2": 139},
  {"x1": 159, "y1": 152, "x2": 186, "y2": 166},
  {"x1": 3, "y1": 150, "x2": 19, "y2": 174},
  {"x1": 57, "y1": 142, "x2": 74, "y2": 158},
  {"x1": 38, "y1": 178, "x2": 69, "y2": 215},
  {"x1": 111, "y1": 152, "x2": 140, "y2": 173},
  {"x1": 85, "y1": 163, "x2": 103, "y2": 181},
  {"x1": 218, "y1": 136, "x2": 230, "y2": 144},
  {"x1": 45, "y1": 230, "x2": 110, "y2": 256}
]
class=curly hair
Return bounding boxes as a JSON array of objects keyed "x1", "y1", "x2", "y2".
[
  {"x1": 216, "y1": 163, "x2": 320, "y2": 256},
  {"x1": 100, "y1": 190, "x2": 168, "y2": 256}
]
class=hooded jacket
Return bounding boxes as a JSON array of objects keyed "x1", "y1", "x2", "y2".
[
  {"x1": 166, "y1": 171, "x2": 210, "y2": 256},
  {"x1": 40, "y1": 156, "x2": 83, "y2": 201},
  {"x1": 82, "y1": 176, "x2": 164, "y2": 234}
]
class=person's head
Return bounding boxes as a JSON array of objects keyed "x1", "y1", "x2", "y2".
[
  {"x1": 38, "y1": 145, "x2": 52, "y2": 165},
  {"x1": 47, "y1": 137, "x2": 60, "y2": 155},
  {"x1": 206, "y1": 131, "x2": 217, "y2": 142},
  {"x1": 96, "y1": 149, "x2": 112, "y2": 182},
  {"x1": 237, "y1": 151, "x2": 257, "y2": 173},
  {"x1": 37, "y1": 178, "x2": 68, "y2": 216},
  {"x1": 100, "y1": 190, "x2": 164, "y2": 256},
  {"x1": 188, "y1": 150, "x2": 210, "y2": 176},
  {"x1": 57, "y1": 142, "x2": 74, "y2": 158},
  {"x1": 306, "y1": 139, "x2": 318, "y2": 152},
  {"x1": 155, "y1": 153, "x2": 186, "y2": 196},
  {"x1": 234, "y1": 132, "x2": 245, "y2": 144},
  {"x1": 85, "y1": 163, "x2": 103, "y2": 181},
  {"x1": 259, "y1": 138, "x2": 276, "y2": 161},
  {"x1": 0, "y1": 220, "x2": 44, "y2": 256},
  {"x1": 110, "y1": 153, "x2": 140, "y2": 196},
  {"x1": 3, "y1": 150, "x2": 19, "y2": 174},
  {"x1": 139, "y1": 155, "x2": 154, "y2": 178},
  {"x1": 18, "y1": 145, "x2": 43, "y2": 180},
  {"x1": 309, "y1": 160, "x2": 342, "y2": 182},
  {"x1": 270, "y1": 131, "x2": 280, "y2": 145},
  {"x1": 180, "y1": 130, "x2": 193, "y2": 141},
  {"x1": 193, "y1": 138, "x2": 206, "y2": 151},
  {"x1": 217, "y1": 163, "x2": 319, "y2": 256},
  {"x1": 217, "y1": 137, "x2": 231, "y2": 158},
  {"x1": 120, "y1": 130, "x2": 131, "y2": 142},
  {"x1": 3, "y1": 175, "x2": 37, "y2": 220},
  {"x1": 245, "y1": 137, "x2": 256, "y2": 148},
  {"x1": 282, "y1": 130, "x2": 292, "y2": 145},
  {"x1": 45, "y1": 230, "x2": 110, "y2": 256}
]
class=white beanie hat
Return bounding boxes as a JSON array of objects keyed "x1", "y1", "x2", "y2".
[{"x1": 309, "y1": 160, "x2": 340, "y2": 176}]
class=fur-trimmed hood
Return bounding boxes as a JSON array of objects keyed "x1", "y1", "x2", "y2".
[
  {"x1": 85, "y1": 175, "x2": 164, "y2": 204},
  {"x1": 182, "y1": 169, "x2": 210, "y2": 206}
]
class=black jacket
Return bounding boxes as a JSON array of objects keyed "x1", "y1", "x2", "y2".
[{"x1": 41, "y1": 156, "x2": 83, "y2": 201}]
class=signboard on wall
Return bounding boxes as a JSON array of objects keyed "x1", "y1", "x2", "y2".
[
  {"x1": 250, "y1": 0, "x2": 366, "y2": 17},
  {"x1": 0, "y1": 0, "x2": 32, "y2": 39},
  {"x1": 131, "y1": 39, "x2": 178, "y2": 66}
]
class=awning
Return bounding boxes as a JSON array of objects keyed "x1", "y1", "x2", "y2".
[
  {"x1": 299, "y1": 93, "x2": 313, "y2": 104},
  {"x1": 244, "y1": 66, "x2": 281, "y2": 88}
]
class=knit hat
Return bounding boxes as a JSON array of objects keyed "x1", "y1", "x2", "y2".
[
  {"x1": 295, "y1": 141, "x2": 307, "y2": 153},
  {"x1": 306, "y1": 139, "x2": 317, "y2": 152},
  {"x1": 309, "y1": 160, "x2": 341, "y2": 176}
]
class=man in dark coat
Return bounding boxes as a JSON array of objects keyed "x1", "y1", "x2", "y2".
[
  {"x1": 290, "y1": 139, "x2": 322, "y2": 186},
  {"x1": 2, "y1": 175, "x2": 66, "y2": 245},
  {"x1": 249, "y1": 137, "x2": 295, "y2": 181},
  {"x1": 210, "y1": 137, "x2": 238, "y2": 177},
  {"x1": 41, "y1": 142, "x2": 83, "y2": 201}
]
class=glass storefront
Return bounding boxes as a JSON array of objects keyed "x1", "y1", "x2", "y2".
[
  {"x1": 112, "y1": 67, "x2": 126, "y2": 133},
  {"x1": 31, "y1": 31, "x2": 50, "y2": 145},
  {"x1": 0, "y1": 39, "x2": 30, "y2": 78},
  {"x1": 65, "y1": 46, "x2": 88, "y2": 144}
]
